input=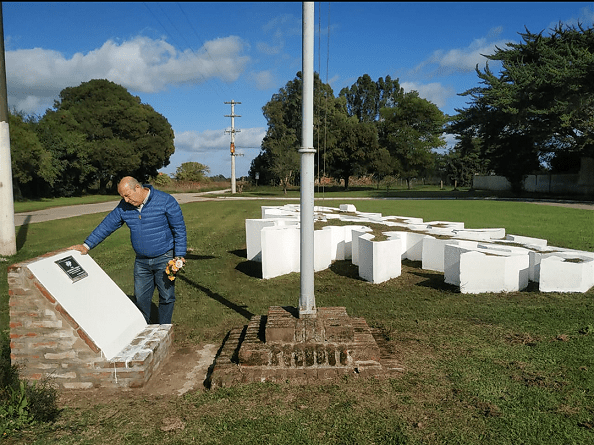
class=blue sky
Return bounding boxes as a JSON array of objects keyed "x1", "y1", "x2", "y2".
[{"x1": 4, "y1": 2, "x2": 593, "y2": 178}]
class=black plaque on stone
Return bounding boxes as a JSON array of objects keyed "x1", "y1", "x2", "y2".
[{"x1": 55, "y1": 256, "x2": 88, "y2": 282}]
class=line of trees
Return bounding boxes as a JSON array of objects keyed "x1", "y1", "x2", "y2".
[
  {"x1": 250, "y1": 23, "x2": 593, "y2": 193},
  {"x1": 9, "y1": 23, "x2": 591, "y2": 199},
  {"x1": 10, "y1": 79, "x2": 175, "y2": 199},
  {"x1": 249, "y1": 72, "x2": 448, "y2": 192}
]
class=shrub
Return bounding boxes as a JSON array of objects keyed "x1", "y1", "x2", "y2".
[
  {"x1": 151, "y1": 172, "x2": 172, "y2": 188},
  {"x1": 0, "y1": 335, "x2": 59, "y2": 436}
]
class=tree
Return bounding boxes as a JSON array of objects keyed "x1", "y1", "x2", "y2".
[
  {"x1": 368, "y1": 146, "x2": 393, "y2": 189},
  {"x1": 340, "y1": 74, "x2": 403, "y2": 123},
  {"x1": 47, "y1": 79, "x2": 175, "y2": 193},
  {"x1": 450, "y1": 23, "x2": 594, "y2": 191},
  {"x1": 339, "y1": 74, "x2": 407, "y2": 183},
  {"x1": 250, "y1": 72, "x2": 342, "y2": 189},
  {"x1": 36, "y1": 109, "x2": 94, "y2": 196},
  {"x1": 9, "y1": 111, "x2": 58, "y2": 198},
  {"x1": 174, "y1": 162, "x2": 211, "y2": 182},
  {"x1": 325, "y1": 114, "x2": 378, "y2": 190},
  {"x1": 379, "y1": 91, "x2": 446, "y2": 189},
  {"x1": 445, "y1": 135, "x2": 488, "y2": 188}
]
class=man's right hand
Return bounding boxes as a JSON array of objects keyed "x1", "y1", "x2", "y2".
[{"x1": 69, "y1": 244, "x2": 89, "y2": 255}]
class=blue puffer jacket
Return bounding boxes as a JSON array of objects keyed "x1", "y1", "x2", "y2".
[{"x1": 84, "y1": 185, "x2": 187, "y2": 258}]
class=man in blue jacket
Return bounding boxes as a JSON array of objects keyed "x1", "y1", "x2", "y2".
[{"x1": 71, "y1": 176, "x2": 187, "y2": 324}]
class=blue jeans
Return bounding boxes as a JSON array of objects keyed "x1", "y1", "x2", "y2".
[{"x1": 134, "y1": 250, "x2": 175, "y2": 324}]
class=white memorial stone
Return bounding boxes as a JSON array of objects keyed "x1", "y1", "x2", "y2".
[{"x1": 27, "y1": 250, "x2": 147, "y2": 360}]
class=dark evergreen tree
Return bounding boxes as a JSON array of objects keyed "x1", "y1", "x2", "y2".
[
  {"x1": 449, "y1": 23, "x2": 594, "y2": 191},
  {"x1": 44, "y1": 79, "x2": 175, "y2": 193}
]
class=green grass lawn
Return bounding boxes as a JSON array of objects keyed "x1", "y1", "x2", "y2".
[{"x1": 2, "y1": 198, "x2": 593, "y2": 444}]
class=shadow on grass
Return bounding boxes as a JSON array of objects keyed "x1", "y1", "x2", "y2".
[
  {"x1": 235, "y1": 261, "x2": 262, "y2": 279},
  {"x1": 407, "y1": 269, "x2": 459, "y2": 292},
  {"x1": 185, "y1": 253, "x2": 217, "y2": 261},
  {"x1": 228, "y1": 249, "x2": 247, "y2": 258},
  {"x1": 178, "y1": 275, "x2": 254, "y2": 320},
  {"x1": 16, "y1": 215, "x2": 31, "y2": 250},
  {"x1": 329, "y1": 260, "x2": 364, "y2": 280},
  {"x1": 230, "y1": 248, "x2": 263, "y2": 278}
]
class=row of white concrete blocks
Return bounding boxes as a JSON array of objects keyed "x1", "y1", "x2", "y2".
[{"x1": 245, "y1": 204, "x2": 594, "y2": 294}]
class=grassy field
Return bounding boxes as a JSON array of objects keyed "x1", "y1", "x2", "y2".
[{"x1": 1, "y1": 195, "x2": 593, "y2": 444}]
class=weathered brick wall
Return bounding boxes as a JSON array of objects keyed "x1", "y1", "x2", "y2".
[
  {"x1": 209, "y1": 306, "x2": 386, "y2": 388},
  {"x1": 8, "y1": 250, "x2": 173, "y2": 390}
]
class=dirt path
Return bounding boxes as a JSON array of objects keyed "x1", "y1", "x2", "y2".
[{"x1": 526, "y1": 201, "x2": 594, "y2": 210}]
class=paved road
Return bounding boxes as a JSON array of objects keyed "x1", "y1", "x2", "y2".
[
  {"x1": 14, "y1": 190, "x2": 228, "y2": 227},
  {"x1": 14, "y1": 190, "x2": 594, "y2": 227}
]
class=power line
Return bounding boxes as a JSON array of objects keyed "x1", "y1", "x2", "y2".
[
  {"x1": 176, "y1": 2, "x2": 235, "y2": 98},
  {"x1": 142, "y1": 2, "x2": 227, "y2": 99}
]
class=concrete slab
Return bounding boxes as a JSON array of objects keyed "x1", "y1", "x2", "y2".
[{"x1": 27, "y1": 250, "x2": 146, "y2": 360}]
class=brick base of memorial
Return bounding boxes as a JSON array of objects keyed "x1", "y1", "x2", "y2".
[
  {"x1": 8, "y1": 252, "x2": 173, "y2": 390},
  {"x1": 208, "y1": 306, "x2": 403, "y2": 388}
]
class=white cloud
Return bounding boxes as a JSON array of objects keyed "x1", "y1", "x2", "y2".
[
  {"x1": 256, "y1": 41, "x2": 283, "y2": 56},
  {"x1": 412, "y1": 28, "x2": 509, "y2": 78},
  {"x1": 174, "y1": 127, "x2": 265, "y2": 153},
  {"x1": 401, "y1": 81, "x2": 456, "y2": 109},
  {"x1": 249, "y1": 70, "x2": 276, "y2": 90},
  {"x1": 550, "y1": 5, "x2": 594, "y2": 30},
  {"x1": 6, "y1": 35, "x2": 251, "y2": 114},
  {"x1": 262, "y1": 14, "x2": 301, "y2": 37}
]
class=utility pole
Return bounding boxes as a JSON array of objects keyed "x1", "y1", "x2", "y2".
[
  {"x1": 224, "y1": 100, "x2": 241, "y2": 194},
  {"x1": 0, "y1": 3, "x2": 16, "y2": 256},
  {"x1": 299, "y1": 2, "x2": 316, "y2": 318}
]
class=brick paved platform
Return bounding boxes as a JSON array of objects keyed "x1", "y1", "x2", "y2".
[{"x1": 209, "y1": 306, "x2": 401, "y2": 388}]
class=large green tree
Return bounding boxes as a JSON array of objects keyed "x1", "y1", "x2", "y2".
[
  {"x1": 9, "y1": 111, "x2": 57, "y2": 198},
  {"x1": 249, "y1": 72, "x2": 341, "y2": 188},
  {"x1": 450, "y1": 23, "x2": 594, "y2": 191},
  {"x1": 175, "y1": 162, "x2": 211, "y2": 182},
  {"x1": 325, "y1": 113, "x2": 378, "y2": 190},
  {"x1": 44, "y1": 79, "x2": 175, "y2": 193},
  {"x1": 340, "y1": 74, "x2": 403, "y2": 123},
  {"x1": 379, "y1": 91, "x2": 446, "y2": 189},
  {"x1": 35, "y1": 109, "x2": 93, "y2": 197}
]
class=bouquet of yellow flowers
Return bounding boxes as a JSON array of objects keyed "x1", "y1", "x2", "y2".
[{"x1": 165, "y1": 257, "x2": 185, "y2": 281}]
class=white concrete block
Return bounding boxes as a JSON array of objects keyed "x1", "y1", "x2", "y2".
[
  {"x1": 358, "y1": 235, "x2": 402, "y2": 284},
  {"x1": 344, "y1": 225, "x2": 373, "y2": 260},
  {"x1": 246, "y1": 219, "x2": 277, "y2": 262},
  {"x1": 474, "y1": 243, "x2": 531, "y2": 290},
  {"x1": 453, "y1": 228, "x2": 506, "y2": 241},
  {"x1": 405, "y1": 232, "x2": 433, "y2": 261},
  {"x1": 422, "y1": 237, "x2": 454, "y2": 272},
  {"x1": 314, "y1": 228, "x2": 333, "y2": 272},
  {"x1": 383, "y1": 216, "x2": 424, "y2": 225},
  {"x1": 445, "y1": 242, "x2": 530, "y2": 293},
  {"x1": 539, "y1": 253, "x2": 594, "y2": 292},
  {"x1": 530, "y1": 247, "x2": 592, "y2": 283},
  {"x1": 261, "y1": 225, "x2": 300, "y2": 279},
  {"x1": 384, "y1": 232, "x2": 434, "y2": 261},
  {"x1": 426, "y1": 227, "x2": 456, "y2": 237},
  {"x1": 339, "y1": 204, "x2": 357, "y2": 212},
  {"x1": 262, "y1": 204, "x2": 300, "y2": 219},
  {"x1": 351, "y1": 228, "x2": 372, "y2": 266},
  {"x1": 354, "y1": 212, "x2": 384, "y2": 223},
  {"x1": 28, "y1": 250, "x2": 147, "y2": 360},
  {"x1": 426, "y1": 221, "x2": 465, "y2": 230},
  {"x1": 406, "y1": 223, "x2": 429, "y2": 232},
  {"x1": 458, "y1": 250, "x2": 530, "y2": 293},
  {"x1": 322, "y1": 226, "x2": 347, "y2": 261},
  {"x1": 260, "y1": 225, "x2": 333, "y2": 279},
  {"x1": 246, "y1": 218, "x2": 298, "y2": 262},
  {"x1": 505, "y1": 234, "x2": 547, "y2": 247},
  {"x1": 443, "y1": 241, "x2": 479, "y2": 286}
]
